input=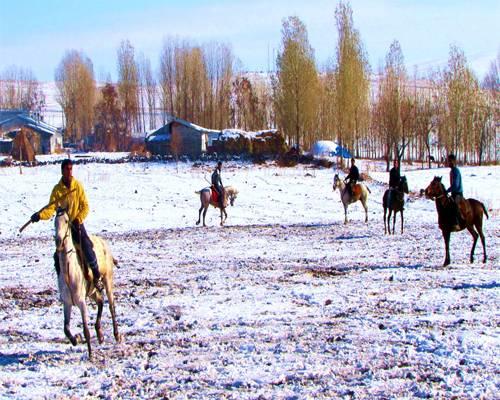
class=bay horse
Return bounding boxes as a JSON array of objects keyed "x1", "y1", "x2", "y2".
[
  {"x1": 333, "y1": 174, "x2": 371, "y2": 224},
  {"x1": 383, "y1": 176, "x2": 409, "y2": 234},
  {"x1": 424, "y1": 176, "x2": 488, "y2": 267},
  {"x1": 195, "y1": 185, "x2": 238, "y2": 227},
  {"x1": 54, "y1": 207, "x2": 120, "y2": 359}
]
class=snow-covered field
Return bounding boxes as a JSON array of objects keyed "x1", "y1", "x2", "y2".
[{"x1": 0, "y1": 158, "x2": 498, "y2": 399}]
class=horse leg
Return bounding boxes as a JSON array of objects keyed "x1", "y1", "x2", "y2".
[
  {"x1": 104, "y1": 279, "x2": 121, "y2": 343},
  {"x1": 475, "y1": 220, "x2": 487, "y2": 263},
  {"x1": 202, "y1": 206, "x2": 208, "y2": 227},
  {"x1": 400, "y1": 210, "x2": 404, "y2": 234},
  {"x1": 442, "y1": 230, "x2": 451, "y2": 267},
  {"x1": 386, "y1": 210, "x2": 391, "y2": 234},
  {"x1": 344, "y1": 204, "x2": 348, "y2": 224},
  {"x1": 94, "y1": 292, "x2": 104, "y2": 344},
  {"x1": 466, "y1": 225, "x2": 479, "y2": 264},
  {"x1": 196, "y1": 205, "x2": 203, "y2": 225},
  {"x1": 362, "y1": 199, "x2": 368, "y2": 223},
  {"x1": 383, "y1": 207, "x2": 387, "y2": 234},
  {"x1": 77, "y1": 301, "x2": 92, "y2": 359},
  {"x1": 220, "y1": 207, "x2": 224, "y2": 226},
  {"x1": 392, "y1": 210, "x2": 396, "y2": 235},
  {"x1": 63, "y1": 302, "x2": 79, "y2": 346},
  {"x1": 223, "y1": 208, "x2": 227, "y2": 223}
]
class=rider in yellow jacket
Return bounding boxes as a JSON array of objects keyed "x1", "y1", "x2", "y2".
[{"x1": 31, "y1": 159, "x2": 103, "y2": 291}]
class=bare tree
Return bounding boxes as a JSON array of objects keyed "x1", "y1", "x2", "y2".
[
  {"x1": 274, "y1": 16, "x2": 319, "y2": 150},
  {"x1": 334, "y1": 1, "x2": 370, "y2": 164},
  {"x1": 117, "y1": 39, "x2": 140, "y2": 140},
  {"x1": 55, "y1": 50, "x2": 96, "y2": 146}
]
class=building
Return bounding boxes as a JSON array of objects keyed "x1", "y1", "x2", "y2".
[
  {"x1": 145, "y1": 117, "x2": 219, "y2": 158},
  {"x1": 0, "y1": 110, "x2": 62, "y2": 154}
]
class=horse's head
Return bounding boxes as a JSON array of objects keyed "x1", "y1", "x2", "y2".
[
  {"x1": 226, "y1": 186, "x2": 238, "y2": 206},
  {"x1": 400, "y1": 176, "x2": 409, "y2": 194},
  {"x1": 54, "y1": 207, "x2": 71, "y2": 252},
  {"x1": 333, "y1": 174, "x2": 341, "y2": 191},
  {"x1": 424, "y1": 176, "x2": 445, "y2": 199}
]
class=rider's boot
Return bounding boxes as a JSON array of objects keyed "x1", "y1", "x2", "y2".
[{"x1": 90, "y1": 261, "x2": 104, "y2": 292}]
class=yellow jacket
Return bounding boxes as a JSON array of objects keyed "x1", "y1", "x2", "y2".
[{"x1": 39, "y1": 177, "x2": 89, "y2": 223}]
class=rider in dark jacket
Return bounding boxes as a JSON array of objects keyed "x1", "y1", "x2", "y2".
[
  {"x1": 344, "y1": 158, "x2": 360, "y2": 196},
  {"x1": 388, "y1": 159, "x2": 401, "y2": 206},
  {"x1": 211, "y1": 161, "x2": 224, "y2": 208},
  {"x1": 446, "y1": 154, "x2": 465, "y2": 229}
]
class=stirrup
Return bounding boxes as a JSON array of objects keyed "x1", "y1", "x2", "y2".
[{"x1": 94, "y1": 276, "x2": 104, "y2": 292}]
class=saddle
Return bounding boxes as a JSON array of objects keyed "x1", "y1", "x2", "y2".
[
  {"x1": 74, "y1": 242, "x2": 94, "y2": 285},
  {"x1": 210, "y1": 185, "x2": 226, "y2": 207},
  {"x1": 351, "y1": 184, "x2": 362, "y2": 199}
]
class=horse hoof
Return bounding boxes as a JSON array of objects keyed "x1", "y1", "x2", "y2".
[
  {"x1": 196, "y1": 221, "x2": 200, "y2": 225},
  {"x1": 73, "y1": 333, "x2": 82, "y2": 345}
]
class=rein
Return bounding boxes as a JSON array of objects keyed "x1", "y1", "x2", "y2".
[{"x1": 56, "y1": 213, "x2": 77, "y2": 306}]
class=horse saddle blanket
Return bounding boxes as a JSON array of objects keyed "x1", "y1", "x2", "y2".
[
  {"x1": 210, "y1": 186, "x2": 219, "y2": 203},
  {"x1": 352, "y1": 184, "x2": 362, "y2": 198}
]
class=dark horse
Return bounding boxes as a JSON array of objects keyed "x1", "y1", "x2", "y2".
[
  {"x1": 424, "y1": 176, "x2": 488, "y2": 267},
  {"x1": 383, "y1": 176, "x2": 409, "y2": 234}
]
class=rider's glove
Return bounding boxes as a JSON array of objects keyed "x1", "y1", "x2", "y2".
[{"x1": 30, "y1": 212, "x2": 40, "y2": 223}]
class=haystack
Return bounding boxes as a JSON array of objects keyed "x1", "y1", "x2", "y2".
[{"x1": 11, "y1": 130, "x2": 36, "y2": 162}]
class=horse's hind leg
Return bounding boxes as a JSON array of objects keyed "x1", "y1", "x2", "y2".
[
  {"x1": 196, "y1": 205, "x2": 203, "y2": 225},
  {"x1": 104, "y1": 280, "x2": 121, "y2": 343},
  {"x1": 202, "y1": 207, "x2": 208, "y2": 227},
  {"x1": 474, "y1": 217, "x2": 487, "y2": 263},
  {"x1": 466, "y1": 225, "x2": 479, "y2": 263},
  {"x1": 63, "y1": 303, "x2": 79, "y2": 346}
]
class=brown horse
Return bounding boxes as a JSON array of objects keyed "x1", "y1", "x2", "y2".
[
  {"x1": 195, "y1": 185, "x2": 238, "y2": 227},
  {"x1": 424, "y1": 176, "x2": 488, "y2": 267},
  {"x1": 383, "y1": 176, "x2": 409, "y2": 234}
]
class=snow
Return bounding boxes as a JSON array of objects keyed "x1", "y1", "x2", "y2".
[{"x1": 0, "y1": 156, "x2": 498, "y2": 399}]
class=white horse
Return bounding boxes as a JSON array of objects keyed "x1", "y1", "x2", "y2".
[
  {"x1": 54, "y1": 207, "x2": 120, "y2": 359},
  {"x1": 195, "y1": 185, "x2": 238, "y2": 227},
  {"x1": 333, "y1": 174, "x2": 371, "y2": 224}
]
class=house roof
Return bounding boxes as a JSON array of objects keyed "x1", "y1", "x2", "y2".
[
  {"x1": 146, "y1": 117, "x2": 220, "y2": 142},
  {"x1": 0, "y1": 110, "x2": 60, "y2": 137}
]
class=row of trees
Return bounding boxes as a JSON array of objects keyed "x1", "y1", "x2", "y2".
[
  {"x1": 274, "y1": 1, "x2": 498, "y2": 166},
  {"x1": 2, "y1": 1, "x2": 498, "y2": 164},
  {"x1": 0, "y1": 66, "x2": 45, "y2": 114}
]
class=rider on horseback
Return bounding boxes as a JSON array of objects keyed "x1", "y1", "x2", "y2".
[
  {"x1": 344, "y1": 158, "x2": 360, "y2": 196},
  {"x1": 388, "y1": 159, "x2": 401, "y2": 206},
  {"x1": 211, "y1": 161, "x2": 224, "y2": 209},
  {"x1": 30, "y1": 159, "x2": 104, "y2": 292},
  {"x1": 446, "y1": 154, "x2": 466, "y2": 230}
]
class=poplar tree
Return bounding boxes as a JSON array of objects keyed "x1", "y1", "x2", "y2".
[
  {"x1": 55, "y1": 50, "x2": 96, "y2": 145},
  {"x1": 117, "y1": 40, "x2": 139, "y2": 140},
  {"x1": 334, "y1": 1, "x2": 370, "y2": 163},
  {"x1": 274, "y1": 16, "x2": 319, "y2": 150}
]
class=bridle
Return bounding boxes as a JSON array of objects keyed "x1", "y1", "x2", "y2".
[{"x1": 55, "y1": 209, "x2": 74, "y2": 255}]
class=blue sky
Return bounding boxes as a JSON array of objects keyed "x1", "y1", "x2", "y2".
[{"x1": 1, "y1": 0, "x2": 498, "y2": 82}]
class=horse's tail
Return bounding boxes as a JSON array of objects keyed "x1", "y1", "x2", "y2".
[
  {"x1": 482, "y1": 202, "x2": 489, "y2": 219},
  {"x1": 365, "y1": 185, "x2": 371, "y2": 194}
]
